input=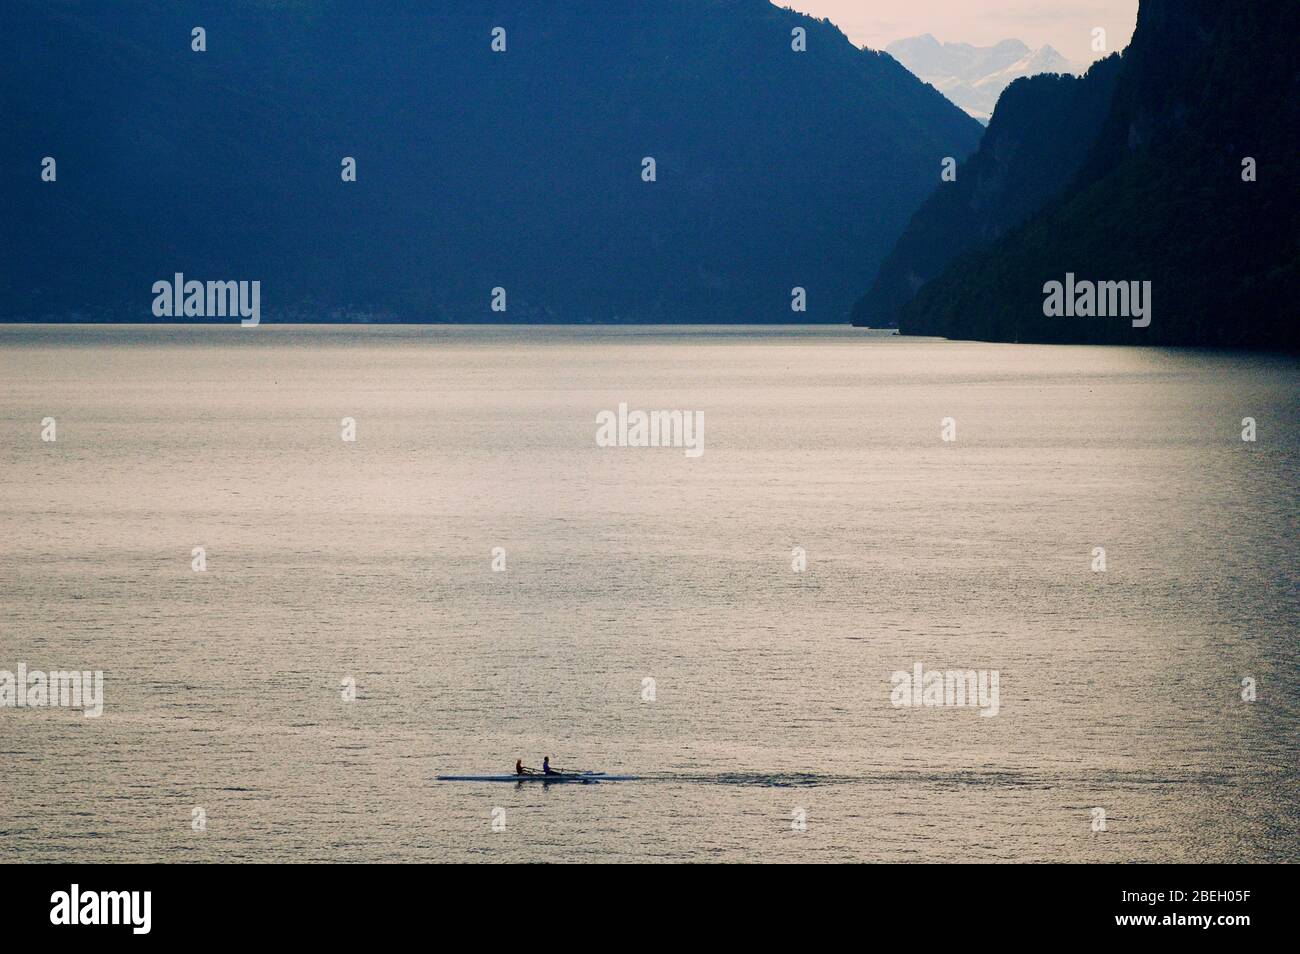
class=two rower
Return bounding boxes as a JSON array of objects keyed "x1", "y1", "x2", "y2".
[{"x1": 514, "y1": 757, "x2": 560, "y2": 776}]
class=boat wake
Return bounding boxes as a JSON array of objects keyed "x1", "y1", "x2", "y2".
[{"x1": 639, "y1": 772, "x2": 845, "y2": 788}]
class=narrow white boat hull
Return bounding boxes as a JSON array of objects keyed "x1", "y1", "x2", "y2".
[{"x1": 437, "y1": 773, "x2": 636, "y2": 784}]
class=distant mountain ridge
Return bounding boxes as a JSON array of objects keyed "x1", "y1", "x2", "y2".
[
  {"x1": 887, "y1": 34, "x2": 1078, "y2": 121},
  {"x1": 897, "y1": 0, "x2": 1300, "y2": 348},
  {"x1": 1, "y1": 0, "x2": 982, "y2": 323}
]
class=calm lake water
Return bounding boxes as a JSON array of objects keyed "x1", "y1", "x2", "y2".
[{"x1": 1, "y1": 324, "x2": 1297, "y2": 863}]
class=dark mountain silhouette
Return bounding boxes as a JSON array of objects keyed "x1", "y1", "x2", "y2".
[
  {"x1": 896, "y1": 0, "x2": 1300, "y2": 347},
  {"x1": 1, "y1": 0, "x2": 981, "y2": 323},
  {"x1": 851, "y1": 54, "x2": 1122, "y2": 327}
]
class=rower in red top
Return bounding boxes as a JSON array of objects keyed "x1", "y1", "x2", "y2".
[{"x1": 515, "y1": 759, "x2": 525, "y2": 776}]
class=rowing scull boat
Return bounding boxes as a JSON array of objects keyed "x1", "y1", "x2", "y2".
[{"x1": 436, "y1": 772, "x2": 637, "y2": 784}]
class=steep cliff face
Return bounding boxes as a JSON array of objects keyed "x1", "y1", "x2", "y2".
[
  {"x1": 1, "y1": 0, "x2": 981, "y2": 322},
  {"x1": 898, "y1": 0, "x2": 1300, "y2": 347},
  {"x1": 852, "y1": 55, "x2": 1121, "y2": 327}
]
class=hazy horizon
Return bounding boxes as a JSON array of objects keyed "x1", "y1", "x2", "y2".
[{"x1": 783, "y1": 0, "x2": 1138, "y2": 64}]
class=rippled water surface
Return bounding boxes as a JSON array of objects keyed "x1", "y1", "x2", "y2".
[{"x1": 1, "y1": 325, "x2": 1296, "y2": 862}]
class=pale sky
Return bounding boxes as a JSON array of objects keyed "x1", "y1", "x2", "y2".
[{"x1": 782, "y1": 0, "x2": 1138, "y2": 65}]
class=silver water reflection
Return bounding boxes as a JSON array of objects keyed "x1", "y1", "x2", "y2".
[{"x1": 1, "y1": 325, "x2": 1296, "y2": 862}]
